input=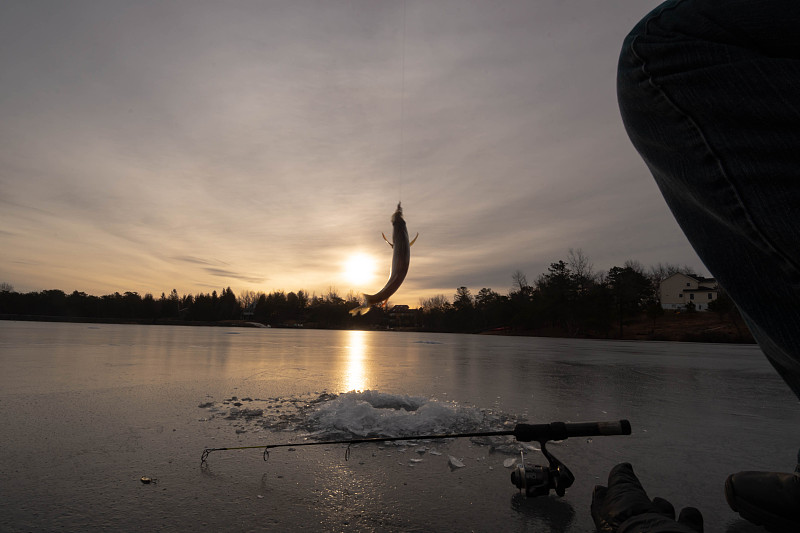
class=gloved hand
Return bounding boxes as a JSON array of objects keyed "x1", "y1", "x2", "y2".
[{"x1": 591, "y1": 463, "x2": 703, "y2": 533}]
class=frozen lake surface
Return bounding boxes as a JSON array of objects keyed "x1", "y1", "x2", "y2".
[{"x1": 1, "y1": 321, "x2": 798, "y2": 532}]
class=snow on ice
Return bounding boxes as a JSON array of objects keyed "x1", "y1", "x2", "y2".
[{"x1": 198, "y1": 390, "x2": 533, "y2": 469}]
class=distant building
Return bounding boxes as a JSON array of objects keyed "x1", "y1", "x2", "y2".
[
  {"x1": 388, "y1": 305, "x2": 417, "y2": 328},
  {"x1": 660, "y1": 273, "x2": 718, "y2": 311}
]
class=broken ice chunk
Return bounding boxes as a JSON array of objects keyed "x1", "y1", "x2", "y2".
[{"x1": 448, "y1": 456, "x2": 465, "y2": 470}]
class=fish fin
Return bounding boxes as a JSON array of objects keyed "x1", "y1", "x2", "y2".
[
  {"x1": 410, "y1": 233, "x2": 419, "y2": 246},
  {"x1": 349, "y1": 305, "x2": 371, "y2": 316},
  {"x1": 382, "y1": 232, "x2": 394, "y2": 248}
]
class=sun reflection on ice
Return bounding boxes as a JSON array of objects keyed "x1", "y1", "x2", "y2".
[{"x1": 344, "y1": 330, "x2": 369, "y2": 392}]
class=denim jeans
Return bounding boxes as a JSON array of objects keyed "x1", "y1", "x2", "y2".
[{"x1": 617, "y1": 0, "x2": 800, "y2": 399}]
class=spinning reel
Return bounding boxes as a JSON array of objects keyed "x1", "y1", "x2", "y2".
[
  {"x1": 508, "y1": 420, "x2": 631, "y2": 497},
  {"x1": 510, "y1": 441, "x2": 575, "y2": 497}
]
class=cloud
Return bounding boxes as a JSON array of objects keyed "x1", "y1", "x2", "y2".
[
  {"x1": 203, "y1": 268, "x2": 266, "y2": 285},
  {"x1": 0, "y1": 0, "x2": 703, "y2": 302},
  {"x1": 173, "y1": 256, "x2": 228, "y2": 267}
]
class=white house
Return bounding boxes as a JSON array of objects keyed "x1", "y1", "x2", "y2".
[{"x1": 660, "y1": 273, "x2": 718, "y2": 311}]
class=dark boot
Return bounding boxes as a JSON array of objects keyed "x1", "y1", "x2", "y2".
[{"x1": 725, "y1": 450, "x2": 800, "y2": 532}]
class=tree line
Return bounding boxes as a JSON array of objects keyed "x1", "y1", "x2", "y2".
[
  {"x1": 0, "y1": 285, "x2": 365, "y2": 329},
  {"x1": 416, "y1": 250, "x2": 705, "y2": 336},
  {"x1": 0, "y1": 250, "x2": 738, "y2": 336}
]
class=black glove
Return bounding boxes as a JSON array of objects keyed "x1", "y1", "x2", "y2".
[{"x1": 591, "y1": 463, "x2": 703, "y2": 533}]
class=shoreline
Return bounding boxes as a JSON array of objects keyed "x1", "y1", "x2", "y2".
[{"x1": 1, "y1": 311, "x2": 755, "y2": 344}]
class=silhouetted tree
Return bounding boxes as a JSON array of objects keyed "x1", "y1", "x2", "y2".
[
  {"x1": 40, "y1": 290, "x2": 67, "y2": 316},
  {"x1": 512, "y1": 270, "x2": 529, "y2": 293},
  {"x1": 285, "y1": 291, "x2": 307, "y2": 323},
  {"x1": 451, "y1": 286, "x2": 475, "y2": 331},
  {"x1": 66, "y1": 290, "x2": 101, "y2": 317},
  {"x1": 474, "y1": 288, "x2": 508, "y2": 330},
  {"x1": 535, "y1": 261, "x2": 577, "y2": 332},
  {"x1": 606, "y1": 266, "x2": 654, "y2": 337},
  {"x1": 218, "y1": 287, "x2": 240, "y2": 320},
  {"x1": 419, "y1": 294, "x2": 451, "y2": 331},
  {"x1": 142, "y1": 293, "x2": 158, "y2": 320},
  {"x1": 158, "y1": 289, "x2": 180, "y2": 318},
  {"x1": 508, "y1": 272, "x2": 536, "y2": 330},
  {"x1": 453, "y1": 287, "x2": 473, "y2": 310},
  {"x1": 568, "y1": 248, "x2": 597, "y2": 293}
]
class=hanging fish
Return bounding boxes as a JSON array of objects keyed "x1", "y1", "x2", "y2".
[{"x1": 350, "y1": 202, "x2": 418, "y2": 315}]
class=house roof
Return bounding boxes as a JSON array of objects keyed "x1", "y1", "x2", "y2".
[
  {"x1": 683, "y1": 287, "x2": 717, "y2": 293},
  {"x1": 662, "y1": 272, "x2": 716, "y2": 285}
]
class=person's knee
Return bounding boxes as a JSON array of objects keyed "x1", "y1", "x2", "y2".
[{"x1": 624, "y1": 0, "x2": 800, "y2": 59}]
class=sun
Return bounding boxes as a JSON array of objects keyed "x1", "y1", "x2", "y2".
[{"x1": 343, "y1": 253, "x2": 378, "y2": 286}]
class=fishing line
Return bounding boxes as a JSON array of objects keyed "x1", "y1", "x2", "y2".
[
  {"x1": 398, "y1": 0, "x2": 407, "y2": 203},
  {"x1": 202, "y1": 429, "x2": 513, "y2": 465}
]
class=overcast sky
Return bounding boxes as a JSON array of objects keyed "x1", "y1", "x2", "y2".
[{"x1": 0, "y1": 0, "x2": 704, "y2": 306}]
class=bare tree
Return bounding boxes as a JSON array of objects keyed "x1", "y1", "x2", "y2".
[
  {"x1": 419, "y1": 294, "x2": 451, "y2": 312},
  {"x1": 326, "y1": 286, "x2": 343, "y2": 303},
  {"x1": 568, "y1": 248, "x2": 596, "y2": 292},
  {"x1": 648, "y1": 262, "x2": 700, "y2": 284},
  {"x1": 344, "y1": 290, "x2": 361, "y2": 305},
  {"x1": 624, "y1": 259, "x2": 646, "y2": 274},
  {"x1": 512, "y1": 270, "x2": 529, "y2": 292},
  {"x1": 239, "y1": 290, "x2": 259, "y2": 309}
]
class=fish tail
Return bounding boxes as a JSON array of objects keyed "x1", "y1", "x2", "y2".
[{"x1": 349, "y1": 294, "x2": 375, "y2": 316}]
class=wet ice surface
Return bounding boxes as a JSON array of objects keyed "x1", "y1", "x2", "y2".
[{"x1": 1, "y1": 321, "x2": 799, "y2": 532}]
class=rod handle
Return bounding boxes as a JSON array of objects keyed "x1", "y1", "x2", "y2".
[{"x1": 513, "y1": 420, "x2": 631, "y2": 442}]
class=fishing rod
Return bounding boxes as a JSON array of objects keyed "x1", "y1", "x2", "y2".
[{"x1": 200, "y1": 419, "x2": 631, "y2": 497}]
